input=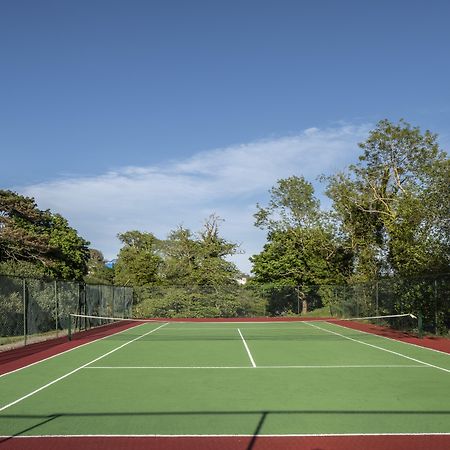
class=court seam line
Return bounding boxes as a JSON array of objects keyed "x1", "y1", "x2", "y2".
[
  {"x1": 0, "y1": 323, "x2": 168, "y2": 413},
  {"x1": 0, "y1": 322, "x2": 149, "y2": 379},
  {"x1": 84, "y1": 364, "x2": 427, "y2": 369},
  {"x1": 304, "y1": 322, "x2": 449, "y2": 373},
  {"x1": 237, "y1": 328, "x2": 256, "y2": 367}
]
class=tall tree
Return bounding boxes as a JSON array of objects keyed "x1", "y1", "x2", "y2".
[
  {"x1": 326, "y1": 119, "x2": 449, "y2": 279},
  {"x1": 162, "y1": 226, "x2": 199, "y2": 284},
  {"x1": 0, "y1": 190, "x2": 90, "y2": 280},
  {"x1": 251, "y1": 177, "x2": 352, "y2": 286},
  {"x1": 194, "y1": 214, "x2": 241, "y2": 286},
  {"x1": 0, "y1": 190, "x2": 53, "y2": 265},
  {"x1": 162, "y1": 215, "x2": 240, "y2": 287},
  {"x1": 254, "y1": 176, "x2": 320, "y2": 232},
  {"x1": 114, "y1": 231, "x2": 163, "y2": 286}
]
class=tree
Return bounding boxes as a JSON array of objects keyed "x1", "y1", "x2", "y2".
[
  {"x1": 250, "y1": 227, "x2": 352, "y2": 286},
  {"x1": 0, "y1": 190, "x2": 53, "y2": 265},
  {"x1": 46, "y1": 213, "x2": 90, "y2": 280},
  {"x1": 252, "y1": 177, "x2": 351, "y2": 284},
  {"x1": 254, "y1": 176, "x2": 320, "y2": 232},
  {"x1": 162, "y1": 215, "x2": 240, "y2": 287},
  {"x1": 0, "y1": 190, "x2": 90, "y2": 280},
  {"x1": 326, "y1": 119, "x2": 449, "y2": 279},
  {"x1": 120, "y1": 216, "x2": 244, "y2": 318},
  {"x1": 162, "y1": 227, "x2": 199, "y2": 284},
  {"x1": 114, "y1": 231, "x2": 163, "y2": 286},
  {"x1": 85, "y1": 249, "x2": 114, "y2": 285}
]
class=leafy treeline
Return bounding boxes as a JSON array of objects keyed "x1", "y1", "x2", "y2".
[
  {"x1": 111, "y1": 214, "x2": 242, "y2": 287},
  {"x1": 252, "y1": 119, "x2": 449, "y2": 287},
  {"x1": 89, "y1": 216, "x2": 257, "y2": 317},
  {"x1": 1, "y1": 119, "x2": 448, "y2": 320}
]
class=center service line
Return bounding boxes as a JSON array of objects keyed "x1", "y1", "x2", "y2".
[{"x1": 238, "y1": 328, "x2": 256, "y2": 368}]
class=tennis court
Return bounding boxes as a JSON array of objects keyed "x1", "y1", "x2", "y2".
[{"x1": 1, "y1": 318, "x2": 449, "y2": 449}]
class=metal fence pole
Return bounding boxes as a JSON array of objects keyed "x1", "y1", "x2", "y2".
[
  {"x1": 375, "y1": 280, "x2": 379, "y2": 316},
  {"x1": 434, "y1": 278, "x2": 438, "y2": 334},
  {"x1": 22, "y1": 278, "x2": 27, "y2": 346},
  {"x1": 54, "y1": 280, "x2": 59, "y2": 338}
]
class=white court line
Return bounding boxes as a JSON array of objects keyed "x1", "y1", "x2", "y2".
[
  {"x1": 304, "y1": 322, "x2": 450, "y2": 373},
  {"x1": 85, "y1": 364, "x2": 426, "y2": 369},
  {"x1": 0, "y1": 323, "x2": 168, "y2": 413},
  {"x1": 1, "y1": 432, "x2": 449, "y2": 437},
  {"x1": 238, "y1": 328, "x2": 256, "y2": 367}
]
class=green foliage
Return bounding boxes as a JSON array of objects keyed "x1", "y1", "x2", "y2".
[
  {"x1": 133, "y1": 285, "x2": 266, "y2": 318},
  {"x1": 251, "y1": 228, "x2": 352, "y2": 287},
  {"x1": 84, "y1": 249, "x2": 114, "y2": 285},
  {"x1": 251, "y1": 177, "x2": 352, "y2": 288},
  {"x1": 116, "y1": 215, "x2": 241, "y2": 293},
  {"x1": 0, "y1": 190, "x2": 54, "y2": 265},
  {"x1": 114, "y1": 231, "x2": 163, "y2": 286},
  {"x1": 326, "y1": 119, "x2": 449, "y2": 279},
  {"x1": 0, "y1": 190, "x2": 90, "y2": 280},
  {"x1": 255, "y1": 176, "x2": 320, "y2": 232},
  {"x1": 0, "y1": 260, "x2": 47, "y2": 278},
  {"x1": 45, "y1": 214, "x2": 90, "y2": 280},
  {"x1": 162, "y1": 215, "x2": 240, "y2": 287}
]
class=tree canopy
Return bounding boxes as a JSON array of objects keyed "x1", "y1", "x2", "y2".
[
  {"x1": 0, "y1": 190, "x2": 90, "y2": 280},
  {"x1": 326, "y1": 119, "x2": 449, "y2": 279},
  {"x1": 251, "y1": 177, "x2": 352, "y2": 287}
]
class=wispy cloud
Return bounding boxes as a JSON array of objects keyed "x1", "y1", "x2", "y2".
[{"x1": 19, "y1": 124, "x2": 370, "y2": 273}]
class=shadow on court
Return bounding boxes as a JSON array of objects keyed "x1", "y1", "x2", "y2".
[{"x1": 1, "y1": 409, "x2": 449, "y2": 450}]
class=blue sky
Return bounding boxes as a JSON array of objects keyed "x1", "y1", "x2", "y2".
[{"x1": 2, "y1": 0, "x2": 450, "y2": 273}]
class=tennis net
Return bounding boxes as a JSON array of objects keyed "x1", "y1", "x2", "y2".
[{"x1": 67, "y1": 312, "x2": 419, "y2": 342}]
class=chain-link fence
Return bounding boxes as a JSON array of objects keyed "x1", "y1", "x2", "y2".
[
  {"x1": 0, "y1": 274, "x2": 133, "y2": 349},
  {"x1": 248, "y1": 274, "x2": 449, "y2": 335},
  {"x1": 2, "y1": 274, "x2": 447, "y2": 349},
  {"x1": 131, "y1": 274, "x2": 449, "y2": 336}
]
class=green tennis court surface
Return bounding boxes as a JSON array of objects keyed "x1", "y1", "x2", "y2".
[{"x1": 1, "y1": 320, "x2": 449, "y2": 439}]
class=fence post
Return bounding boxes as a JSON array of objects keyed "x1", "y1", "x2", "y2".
[
  {"x1": 22, "y1": 278, "x2": 27, "y2": 346},
  {"x1": 375, "y1": 280, "x2": 379, "y2": 316},
  {"x1": 54, "y1": 280, "x2": 59, "y2": 338},
  {"x1": 434, "y1": 279, "x2": 438, "y2": 334}
]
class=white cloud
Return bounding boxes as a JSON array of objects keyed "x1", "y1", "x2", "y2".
[{"x1": 19, "y1": 124, "x2": 370, "y2": 273}]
